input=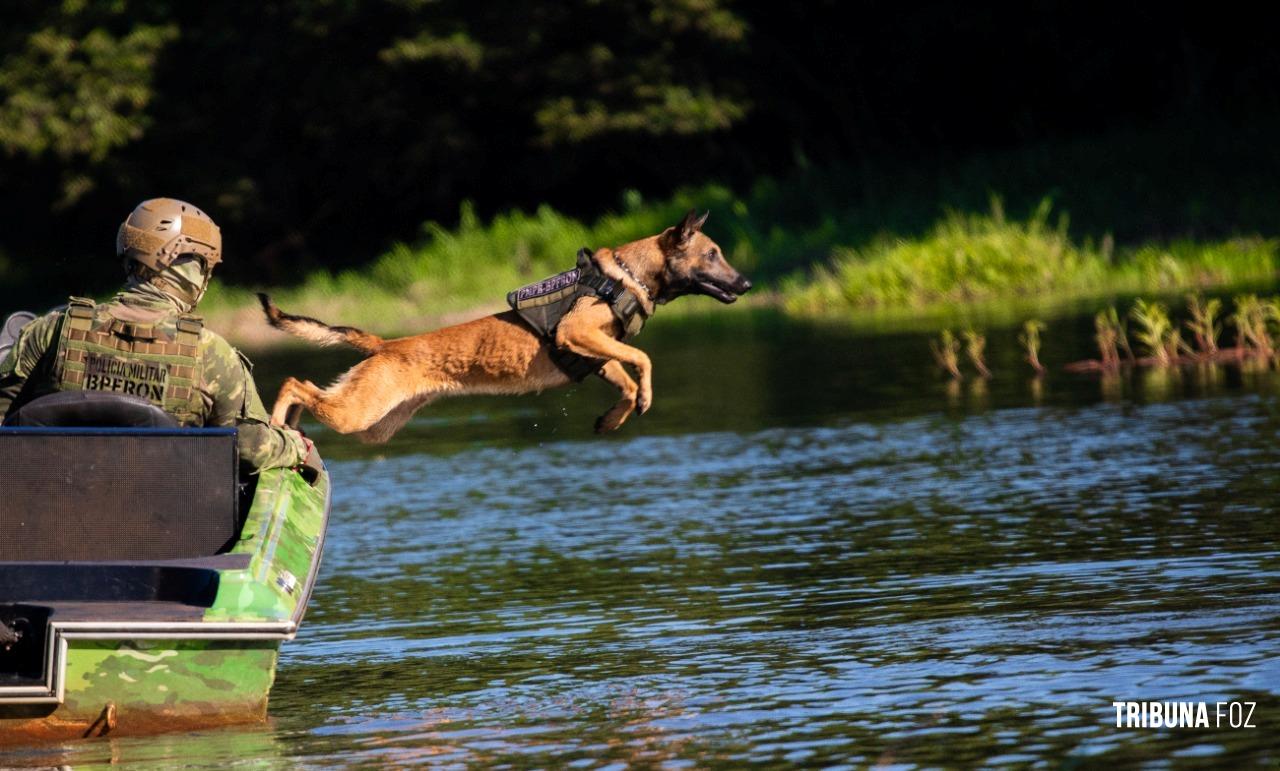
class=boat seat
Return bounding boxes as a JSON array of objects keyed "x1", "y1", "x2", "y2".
[{"x1": 0, "y1": 395, "x2": 239, "y2": 561}]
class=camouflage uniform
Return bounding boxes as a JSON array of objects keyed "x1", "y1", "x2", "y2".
[{"x1": 0, "y1": 288, "x2": 307, "y2": 472}]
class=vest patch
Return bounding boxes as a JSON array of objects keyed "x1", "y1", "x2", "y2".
[
  {"x1": 513, "y1": 268, "x2": 581, "y2": 304},
  {"x1": 82, "y1": 352, "x2": 169, "y2": 403}
]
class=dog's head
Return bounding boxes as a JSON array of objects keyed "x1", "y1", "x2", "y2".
[{"x1": 655, "y1": 210, "x2": 752, "y2": 304}]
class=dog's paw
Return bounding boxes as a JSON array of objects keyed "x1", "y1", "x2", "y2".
[
  {"x1": 637, "y1": 392, "x2": 652, "y2": 415},
  {"x1": 596, "y1": 406, "x2": 632, "y2": 432}
]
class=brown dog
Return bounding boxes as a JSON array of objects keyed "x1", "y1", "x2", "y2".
[{"x1": 259, "y1": 210, "x2": 751, "y2": 442}]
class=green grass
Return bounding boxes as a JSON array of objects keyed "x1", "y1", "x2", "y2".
[{"x1": 783, "y1": 199, "x2": 1279, "y2": 318}]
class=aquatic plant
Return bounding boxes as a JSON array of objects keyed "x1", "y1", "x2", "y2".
[
  {"x1": 1093, "y1": 308, "x2": 1123, "y2": 369},
  {"x1": 1018, "y1": 319, "x2": 1047, "y2": 374},
  {"x1": 1231, "y1": 294, "x2": 1273, "y2": 358},
  {"x1": 1184, "y1": 294, "x2": 1222, "y2": 356},
  {"x1": 1111, "y1": 306, "x2": 1136, "y2": 362},
  {"x1": 963, "y1": 329, "x2": 991, "y2": 378},
  {"x1": 930, "y1": 329, "x2": 962, "y2": 379},
  {"x1": 1130, "y1": 299, "x2": 1186, "y2": 367},
  {"x1": 1266, "y1": 298, "x2": 1280, "y2": 364}
]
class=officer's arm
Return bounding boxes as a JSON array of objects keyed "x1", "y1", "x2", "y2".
[
  {"x1": 201, "y1": 337, "x2": 308, "y2": 472},
  {"x1": 0, "y1": 314, "x2": 60, "y2": 423}
]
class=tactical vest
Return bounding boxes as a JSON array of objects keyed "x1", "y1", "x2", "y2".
[
  {"x1": 53, "y1": 296, "x2": 206, "y2": 425},
  {"x1": 507, "y1": 249, "x2": 650, "y2": 381}
]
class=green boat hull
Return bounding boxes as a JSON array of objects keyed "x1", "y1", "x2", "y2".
[{"x1": 0, "y1": 466, "x2": 330, "y2": 744}]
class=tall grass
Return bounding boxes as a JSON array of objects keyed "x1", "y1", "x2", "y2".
[{"x1": 785, "y1": 199, "x2": 1279, "y2": 315}]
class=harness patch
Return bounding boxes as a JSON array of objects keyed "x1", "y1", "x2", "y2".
[
  {"x1": 81, "y1": 352, "x2": 169, "y2": 403},
  {"x1": 513, "y1": 269, "x2": 581, "y2": 305}
]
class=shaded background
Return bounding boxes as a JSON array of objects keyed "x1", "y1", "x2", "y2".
[{"x1": 2, "y1": 1, "x2": 1278, "y2": 297}]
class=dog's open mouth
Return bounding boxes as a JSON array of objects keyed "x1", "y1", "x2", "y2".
[{"x1": 697, "y1": 280, "x2": 739, "y2": 304}]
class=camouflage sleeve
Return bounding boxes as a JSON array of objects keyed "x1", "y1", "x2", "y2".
[
  {"x1": 199, "y1": 333, "x2": 308, "y2": 472},
  {"x1": 0, "y1": 312, "x2": 61, "y2": 422}
]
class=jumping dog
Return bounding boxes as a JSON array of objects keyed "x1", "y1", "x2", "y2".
[{"x1": 259, "y1": 210, "x2": 751, "y2": 442}]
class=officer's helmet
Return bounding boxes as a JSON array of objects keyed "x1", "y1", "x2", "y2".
[{"x1": 116, "y1": 198, "x2": 222, "y2": 275}]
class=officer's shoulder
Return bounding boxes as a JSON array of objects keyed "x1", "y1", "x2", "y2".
[
  {"x1": 28, "y1": 307, "x2": 69, "y2": 335},
  {"x1": 196, "y1": 324, "x2": 230, "y2": 349},
  {"x1": 194, "y1": 327, "x2": 240, "y2": 361},
  {"x1": 199, "y1": 329, "x2": 255, "y2": 369}
]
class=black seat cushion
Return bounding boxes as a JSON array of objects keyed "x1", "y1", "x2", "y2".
[{"x1": 5, "y1": 391, "x2": 178, "y2": 428}]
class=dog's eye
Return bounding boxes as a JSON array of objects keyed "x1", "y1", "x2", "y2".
[{"x1": 706, "y1": 250, "x2": 720, "y2": 262}]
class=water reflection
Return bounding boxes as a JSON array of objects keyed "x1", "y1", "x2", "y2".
[{"x1": 4, "y1": 310, "x2": 1279, "y2": 768}]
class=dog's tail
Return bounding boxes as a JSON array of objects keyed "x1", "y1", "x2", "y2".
[{"x1": 257, "y1": 293, "x2": 385, "y2": 355}]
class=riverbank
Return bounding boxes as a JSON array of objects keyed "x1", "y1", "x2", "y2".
[{"x1": 206, "y1": 203, "x2": 1277, "y2": 349}]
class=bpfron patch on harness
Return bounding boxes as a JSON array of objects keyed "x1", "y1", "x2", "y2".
[{"x1": 508, "y1": 268, "x2": 581, "y2": 309}]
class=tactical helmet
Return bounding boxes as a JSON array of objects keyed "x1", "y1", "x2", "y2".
[{"x1": 116, "y1": 198, "x2": 222, "y2": 274}]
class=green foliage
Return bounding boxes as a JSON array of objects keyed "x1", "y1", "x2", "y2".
[
  {"x1": 379, "y1": 30, "x2": 485, "y2": 70},
  {"x1": 0, "y1": 6, "x2": 175, "y2": 164},
  {"x1": 535, "y1": 86, "x2": 748, "y2": 144},
  {"x1": 786, "y1": 199, "x2": 1279, "y2": 315},
  {"x1": 0, "y1": 1, "x2": 1277, "y2": 296},
  {"x1": 792, "y1": 198, "x2": 1085, "y2": 309}
]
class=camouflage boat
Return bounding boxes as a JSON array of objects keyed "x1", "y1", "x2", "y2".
[{"x1": 0, "y1": 395, "x2": 329, "y2": 745}]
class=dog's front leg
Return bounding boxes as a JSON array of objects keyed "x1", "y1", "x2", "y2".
[
  {"x1": 593, "y1": 359, "x2": 639, "y2": 432},
  {"x1": 556, "y1": 302, "x2": 654, "y2": 416}
]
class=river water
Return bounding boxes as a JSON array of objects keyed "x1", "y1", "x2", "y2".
[{"x1": 4, "y1": 308, "x2": 1279, "y2": 767}]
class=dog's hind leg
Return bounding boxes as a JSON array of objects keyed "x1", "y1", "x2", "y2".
[
  {"x1": 593, "y1": 359, "x2": 639, "y2": 433},
  {"x1": 274, "y1": 371, "x2": 405, "y2": 437}
]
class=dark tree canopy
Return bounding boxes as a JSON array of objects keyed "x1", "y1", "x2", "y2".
[{"x1": 0, "y1": 1, "x2": 1276, "y2": 292}]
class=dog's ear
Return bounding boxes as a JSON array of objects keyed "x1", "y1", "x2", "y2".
[{"x1": 664, "y1": 209, "x2": 710, "y2": 249}]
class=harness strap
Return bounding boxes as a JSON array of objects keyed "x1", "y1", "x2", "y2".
[
  {"x1": 575, "y1": 249, "x2": 650, "y2": 340},
  {"x1": 508, "y1": 250, "x2": 655, "y2": 381}
]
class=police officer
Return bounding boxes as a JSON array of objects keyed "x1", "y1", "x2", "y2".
[{"x1": 0, "y1": 198, "x2": 310, "y2": 472}]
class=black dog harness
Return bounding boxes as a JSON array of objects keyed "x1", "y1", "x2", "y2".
[{"x1": 507, "y1": 248, "x2": 651, "y2": 381}]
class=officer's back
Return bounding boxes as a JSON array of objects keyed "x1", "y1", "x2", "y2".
[{"x1": 0, "y1": 198, "x2": 310, "y2": 472}]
